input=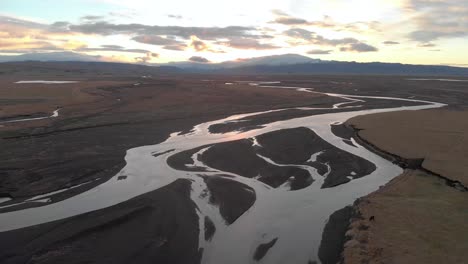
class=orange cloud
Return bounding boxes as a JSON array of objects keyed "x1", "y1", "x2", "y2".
[{"x1": 190, "y1": 36, "x2": 209, "y2": 52}]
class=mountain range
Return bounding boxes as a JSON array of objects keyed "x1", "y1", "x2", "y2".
[{"x1": 1, "y1": 52, "x2": 467, "y2": 76}]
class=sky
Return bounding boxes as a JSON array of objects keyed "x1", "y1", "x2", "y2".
[{"x1": 1, "y1": 0, "x2": 467, "y2": 66}]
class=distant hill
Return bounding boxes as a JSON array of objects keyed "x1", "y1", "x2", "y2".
[
  {"x1": 0, "y1": 52, "x2": 102, "y2": 63},
  {"x1": 166, "y1": 54, "x2": 320, "y2": 70},
  {"x1": 0, "y1": 61, "x2": 182, "y2": 77},
  {"x1": 1, "y1": 53, "x2": 467, "y2": 76},
  {"x1": 165, "y1": 54, "x2": 468, "y2": 76},
  {"x1": 210, "y1": 61, "x2": 468, "y2": 76}
]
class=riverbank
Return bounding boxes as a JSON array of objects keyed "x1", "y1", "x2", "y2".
[{"x1": 342, "y1": 108, "x2": 468, "y2": 264}]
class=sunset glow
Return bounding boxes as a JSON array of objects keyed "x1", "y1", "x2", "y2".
[{"x1": 1, "y1": 0, "x2": 467, "y2": 65}]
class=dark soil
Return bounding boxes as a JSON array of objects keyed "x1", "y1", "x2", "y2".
[
  {"x1": 0, "y1": 179, "x2": 201, "y2": 264},
  {"x1": 200, "y1": 139, "x2": 312, "y2": 190},
  {"x1": 202, "y1": 175, "x2": 256, "y2": 224},
  {"x1": 256, "y1": 127, "x2": 376, "y2": 188},
  {"x1": 318, "y1": 206, "x2": 354, "y2": 264},
  {"x1": 253, "y1": 238, "x2": 278, "y2": 261}
]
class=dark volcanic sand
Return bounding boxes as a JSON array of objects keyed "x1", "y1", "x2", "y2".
[
  {"x1": 167, "y1": 145, "x2": 214, "y2": 172},
  {"x1": 255, "y1": 127, "x2": 376, "y2": 188},
  {"x1": 172, "y1": 127, "x2": 376, "y2": 190},
  {"x1": 202, "y1": 175, "x2": 256, "y2": 224},
  {"x1": 253, "y1": 237, "x2": 278, "y2": 261},
  {"x1": 330, "y1": 123, "x2": 357, "y2": 147},
  {"x1": 0, "y1": 179, "x2": 201, "y2": 264},
  {"x1": 318, "y1": 206, "x2": 354, "y2": 264},
  {"x1": 200, "y1": 138, "x2": 312, "y2": 190}
]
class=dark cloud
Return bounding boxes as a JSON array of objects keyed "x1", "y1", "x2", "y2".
[
  {"x1": 383, "y1": 41, "x2": 400, "y2": 45},
  {"x1": 81, "y1": 15, "x2": 104, "y2": 21},
  {"x1": 0, "y1": 15, "x2": 47, "y2": 30},
  {"x1": 269, "y1": 11, "x2": 380, "y2": 32},
  {"x1": 168, "y1": 14, "x2": 183, "y2": 19},
  {"x1": 1, "y1": 15, "x2": 275, "y2": 53},
  {"x1": 270, "y1": 14, "x2": 334, "y2": 27},
  {"x1": 340, "y1": 43, "x2": 378, "y2": 52},
  {"x1": 284, "y1": 28, "x2": 360, "y2": 46},
  {"x1": 272, "y1": 17, "x2": 309, "y2": 25},
  {"x1": 100, "y1": 44, "x2": 124, "y2": 49},
  {"x1": 76, "y1": 46, "x2": 151, "y2": 54},
  {"x1": 307, "y1": 49, "x2": 333, "y2": 55},
  {"x1": 418, "y1": 43, "x2": 436, "y2": 47},
  {"x1": 163, "y1": 44, "x2": 187, "y2": 51},
  {"x1": 67, "y1": 22, "x2": 258, "y2": 40},
  {"x1": 407, "y1": 0, "x2": 468, "y2": 42},
  {"x1": 132, "y1": 35, "x2": 182, "y2": 45},
  {"x1": 49, "y1": 21, "x2": 71, "y2": 32},
  {"x1": 189, "y1": 56, "x2": 210, "y2": 63},
  {"x1": 217, "y1": 38, "x2": 279, "y2": 50}
]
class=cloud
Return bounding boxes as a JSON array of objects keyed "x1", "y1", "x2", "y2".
[
  {"x1": 100, "y1": 44, "x2": 124, "y2": 49},
  {"x1": 66, "y1": 21, "x2": 258, "y2": 40},
  {"x1": 418, "y1": 43, "x2": 436, "y2": 47},
  {"x1": 340, "y1": 43, "x2": 378, "y2": 52},
  {"x1": 81, "y1": 15, "x2": 104, "y2": 21},
  {"x1": 271, "y1": 9, "x2": 289, "y2": 16},
  {"x1": 0, "y1": 40, "x2": 54, "y2": 49},
  {"x1": 383, "y1": 41, "x2": 400, "y2": 45},
  {"x1": 162, "y1": 44, "x2": 187, "y2": 51},
  {"x1": 0, "y1": 41, "x2": 63, "y2": 53},
  {"x1": 307, "y1": 49, "x2": 332, "y2": 55},
  {"x1": 0, "y1": 15, "x2": 47, "y2": 31},
  {"x1": 1, "y1": 15, "x2": 272, "y2": 56},
  {"x1": 284, "y1": 28, "x2": 360, "y2": 46},
  {"x1": 189, "y1": 56, "x2": 210, "y2": 63},
  {"x1": 217, "y1": 37, "x2": 279, "y2": 50},
  {"x1": 406, "y1": 0, "x2": 468, "y2": 42},
  {"x1": 341, "y1": 21, "x2": 381, "y2": 33},
  {"x1": 132, "y1": 35, "x2": 182, "y2": 46},
  {"x1": 190, "y1": 36, "x2": 209, "y2": 51},
  {"x1": 269, "y1": 11, "x2": 380, "y2": 32},
  {"x1": 0, "y1": 17, "x2": 74, "y2": 53},
  {"x1": 272, "y1": 17, "x2": 309, "y2": 25},
  {"x1": 168, "y1": 14, "x2": 183, "y2": 19},
  {"x1": 108, "y1": 11, "x2": 136, "y2": 19},
  {"x1": 135, "y1": 52, "x2": 159, "y2": 63},
  {"x1": 269, "y1": 11, "x2": 333, "y2": 27},
  {"x1": 75, "y1": 45, "x2": 151, "y2": 54},
  {"x1": 49, "y1": 21, "x2": 71, "y2": 32}
]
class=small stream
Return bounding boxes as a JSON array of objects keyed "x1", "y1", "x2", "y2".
[{"x1": 0, "y1": 109, "x2": 60, "y2": 124}]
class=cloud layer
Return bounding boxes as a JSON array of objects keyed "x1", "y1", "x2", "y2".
[
  {"x1": 1, "y1": 0, "x2": 467, "y2": 65},
  {"x1": 406, "y1": 0, "x2": 468, "y2": 42}
]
